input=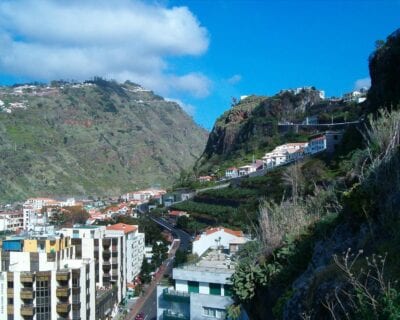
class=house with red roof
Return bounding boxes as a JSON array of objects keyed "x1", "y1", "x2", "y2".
[{"x1": 192, "y1": 226, "x2": 248, "y2": 257}]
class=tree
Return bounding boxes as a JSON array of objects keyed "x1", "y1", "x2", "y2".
[
  {"x1": 139, "y1": 257, "x2": 152, "y2": 284},
  {"x1": 152, "y1": 242, "x2": 168, "y2": 268},
  {"x1": 174, "y1": 249, "x2": 188, "y2": 267}
]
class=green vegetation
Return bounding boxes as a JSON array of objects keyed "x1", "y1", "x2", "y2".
[{"x1": 0, "y1": 80, "x2": 207, "y2": 202}]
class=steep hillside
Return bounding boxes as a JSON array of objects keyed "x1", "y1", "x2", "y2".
[
  {"x1": 196, "y1": 89, "x2": 361, "y2": 174},
  {"x1": 0, "y1": 79, "x2": 208, "y2": 202},
  {"x1": 225, "y1": 28, "x2": 400, "y2": 320},
  {"x1": 367, "y1": 28, "x2": 400, "y2": 113}
]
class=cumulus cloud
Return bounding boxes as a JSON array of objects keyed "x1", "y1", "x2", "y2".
[
  {"x1": 354, "y1": 77, "x2": 371, "y2": 90},
  {"x1": 0, "y1": 0, "x2": 211, "y2": 97},
  {"x1": 165, "y1": 98, "x2": 196, "y2": 116},
  {"x1": 226, "y1": 74, "x2": 242, "y2": 85}
]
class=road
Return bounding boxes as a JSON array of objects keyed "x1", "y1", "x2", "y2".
[
  {"x1": 126, "y1": 220, "x2": 185, "y2": 320},
  {"x1": 149, "y1": 216, "x2": 192, "y2": 251}
]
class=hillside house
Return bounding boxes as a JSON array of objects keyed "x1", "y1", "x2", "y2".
[
  {"x1": 198, "y1": 175, "x2": 213, "y2": 183},
  {"x1": 192, "y1": 226, "x2": 248, "y2": 257},
  {"x1": 262, "y1": 150, "x2": 287, "y2": 169},
  {"x1": 225, "y1": 167, "x2": 239, "y2": 179}
]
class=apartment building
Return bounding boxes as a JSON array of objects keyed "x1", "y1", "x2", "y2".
[
  {"x1": 0, "y1": 210, "x2": 23, "y2": 232},
  {"x1": 60, "y1": 224, "x2": 144, "y2": 309},
  {"x1": 0, "y1": 234, "x2": 96, "y2": 320},
  {"x1": 157, "y1": 249, "x2": 235, "y2": 320},
  {"x1": 105, "y1": 223, "x2": 145, "y2": 284}
]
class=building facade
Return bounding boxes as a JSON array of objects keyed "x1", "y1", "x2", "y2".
[{"x1": 0, "y1": 234, "x2": 96, "y2": 320}]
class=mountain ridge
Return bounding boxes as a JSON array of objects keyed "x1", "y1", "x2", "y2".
[{"x1": 0, "y1": 79, "x2": 208, "y2": 202}]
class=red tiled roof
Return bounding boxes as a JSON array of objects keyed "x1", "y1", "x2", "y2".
[
  {"x1": 106, "y1": 223, "x2": 138, "y2": 234},
  {"x1": 169, "y1": 210, "x2": 187, "y2": 217},
  {"x1": 202, "y1": 226, "x2": 243, "y2": 238}
]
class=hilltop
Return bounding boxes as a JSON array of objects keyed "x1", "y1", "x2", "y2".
[
  {"x1": 0, "y1": 79, "x2": 208, "y2": 202},
  {"x1": 196, "y1": 88, "x2": 362, "y2": 175}
]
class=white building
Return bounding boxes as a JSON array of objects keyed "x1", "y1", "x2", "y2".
[
  {"x1": 225, "y1": 167, "x2": 239, "y2": 179},
  {"x1": 60, "y1": 224, "x2": 144, "y2": 305},
  {"x1": 307, "y1": 135, "x2": 327, "y2": 154},
  {"x1": 192, "y1": 227, "x2": 247, "y2": 258},
  {"x1": 262, "y1": 150, "x2": 287, "y2": 169},
  {"x1": 0, "y1": 210, "x2": 23, "y2": 232},
  {"x1": 157, "y1": 250, "x2": 238, "y2": 320},
  {"x1": 60, "y1": 226, "x2": 125, "y2": 306},
  {"x1": 106, "y1": 223, "x2": 145, "y2": 284},
  {"x1": 0, "y1": 234, "x2": 96, "y2": 320}
]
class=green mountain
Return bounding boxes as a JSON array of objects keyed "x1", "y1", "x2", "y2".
[{"x1": 0, "y1": 79, "x2": 208, "y2": 202}]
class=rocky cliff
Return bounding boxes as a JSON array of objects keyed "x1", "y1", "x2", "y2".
[
  {"x1": 196, "y1": 89, "x2": 348, "y2": 173},
  {"x1": 0, "y1": 79, "x2": 208, "y2": 202},
  {"x1": 367, "y1": 28, "x2": 400, "y2": 113}
]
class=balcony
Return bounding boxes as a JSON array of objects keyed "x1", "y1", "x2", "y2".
[
  {"x1": 102, "y1": 239, "x2": 111, "y2": 248},
  {"x1": 56, "y1": 302, "x2": 71, "y2": 314},
  {"x1": 56, "y1": 287, "x2": 71, "y2": 298},
  {"x1": 102, "y1": 250, "x2": 111, "y2": 260},
  {"x1": 56, "y1": 272, "x2": 70, "y2": 282},
  {"x1": 72, "y1": 301, "x2": 81, "y2": 310},
  {"x1": 7, "y1": 288, "x2": 13, "y2": 298},
  {"x1": 21, "y1": 288, "x2": 35, "y2": 299},
  {"x1": 7, "y1": 305, "x2": 13, "y2": 314},
  {"x1": 20, "y1": 273, "x2": 34, "y2": 283},
  {"x1": 163, "y1": 288, "x2": 190, "y2": 303},
  {"x1": 163, "y1": 310, "x2": 189, "y2": 320},
  {"x1": 21, "y1": 304, "x2": 35, "y2": 316},
  {"x1": 111, "y1": 269, "x2": 118, "y2": 277},
  {"x1": 72, "y1": 287, "x2": 80, "y2": 295}
]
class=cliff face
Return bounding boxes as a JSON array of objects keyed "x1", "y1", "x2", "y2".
[
  {"x1": 367, "y1": 28, "x2": 400, "y2": 113},
  {"x1": 196, "y1": 90, "x2": 323, "y2": 172},
  {"x1": 0, "y1": 80, "x2": 208, "y2": 201}
]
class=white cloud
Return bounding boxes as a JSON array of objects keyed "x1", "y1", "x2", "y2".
[
  {"x1": 165, "y1": 98, "x2": 196, "y2": 116},
  {"x1": 227, "y1": 74, "x2": 242, "y2": 85},
  {"x1": 0, "y1": 0, "x2": 211, "y2": 97},
  {"x1": 354, "y1": 77, "x2": 371, "y2": 90}
]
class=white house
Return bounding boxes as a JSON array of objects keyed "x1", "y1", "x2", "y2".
[
  {"x1": 262, "y1": 150, "x2": 287, "y2": 169},
  {"x1": 307, "y1": 135, "x2": 327, "y2": 154},
  {"x1": 192, "y1": 226, "x2": 247, "y2": 257},
  {"x1": 225, "y1": 167, "x2": 239, "y2": 179}
]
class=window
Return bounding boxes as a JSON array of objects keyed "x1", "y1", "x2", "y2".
[
  {"x1": 36, "y1": 279, "x2": 51, "y2": 320},
  {"x1": 188, "y1": 281, "x2": 199, "y2": 293},
  {"x1": 209, "y1": 283, "x2": 221, "y2": 295},
  {"x1": 203, "y1": 307, "x2": 226, "y2": 319}
]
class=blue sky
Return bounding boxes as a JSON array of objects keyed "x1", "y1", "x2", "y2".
[{"x1": 0, "y1": 1, "x2": 399, "y2": 129}]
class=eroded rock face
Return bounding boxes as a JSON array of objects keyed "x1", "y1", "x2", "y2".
[{"x1": 197, "y1": 90, "x2": 322, "y2": 171}]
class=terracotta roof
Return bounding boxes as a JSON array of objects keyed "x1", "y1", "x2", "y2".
[
  {"x1": 106, "y1": 223, "x2": 138, "y2": 234},
  {"x1": 203, "y1": 226, "x2": 243, "y2": 238},
  {"x1": 169, "y1": 210, "x2": 187, "y2": 217}
]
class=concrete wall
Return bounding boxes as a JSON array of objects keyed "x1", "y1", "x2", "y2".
[
  {"x1": 173, "y1": 268, "x2": 233, "y2": 285},
  {"x1": 190, "y1": 293, "x2": 233, "y2": 320}
]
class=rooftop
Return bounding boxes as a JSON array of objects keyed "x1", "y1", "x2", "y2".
[
  {"x1": 176, "y1": 249, "x2": 235, "y2": 274},
  {"x1": 106, "y1": 223, "x2": 138, "y2": 234}
]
